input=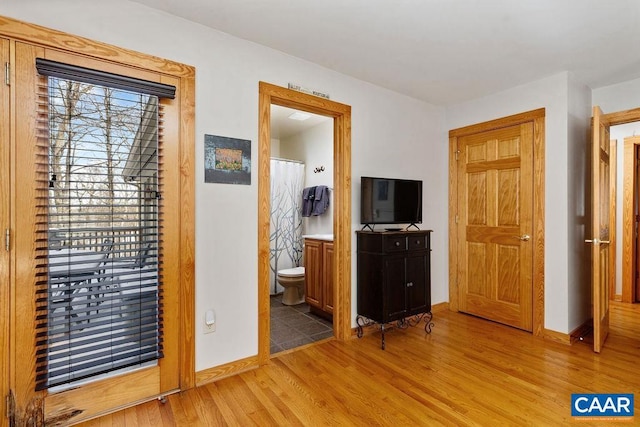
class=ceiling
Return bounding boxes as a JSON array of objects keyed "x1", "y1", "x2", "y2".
[
  {"x1": 132, "y1": 0, "x2": 640, "y2": 106},
  {"x1": 271, "y1": 105, "x2": 331, "y2": 140}
]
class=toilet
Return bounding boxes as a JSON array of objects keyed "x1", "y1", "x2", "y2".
[{"x1": 276, "y1": 266, "x2": 306, "y2": 305}]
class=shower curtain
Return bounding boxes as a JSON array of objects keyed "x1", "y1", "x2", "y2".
[{"x1": 270, "y1": 158, "x2": 305, "y2": 294}]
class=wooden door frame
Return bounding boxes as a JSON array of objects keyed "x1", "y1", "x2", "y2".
[
  {"x1": 448, "y1": 108, "x2": 546, "y2": 336},
  {"x1": 0, "y1": 14, "x2": 196, "y2": 421},
  {"x1": 258, "y1": 82, "x2": 351, "y2": 365}
]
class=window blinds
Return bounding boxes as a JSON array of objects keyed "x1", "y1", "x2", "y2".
[{"x1": 34, "y1": 60, "x2": 172, "y2": 390}]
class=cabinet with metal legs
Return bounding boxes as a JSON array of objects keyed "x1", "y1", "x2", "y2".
[{"x1": 356, "y1": 230, "x2": 433, "y2": 349}]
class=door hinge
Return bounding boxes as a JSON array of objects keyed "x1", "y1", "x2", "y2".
[
  {"x1": 4, "y1": 63, "x2": 9, "y2": 86},
  {"x1": 4, "y1": 229, "x2": 9, "y2": 252},
  {"x1": 455, "y1": 215, "x2": 459, "y2": 224},
  {"x1": 455, "y1": 149, "x2": 461, "y2": 161}
]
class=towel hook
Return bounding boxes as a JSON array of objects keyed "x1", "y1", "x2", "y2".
[{"x1": 314, "y1": 166, "x2": 325, "y2": 173}]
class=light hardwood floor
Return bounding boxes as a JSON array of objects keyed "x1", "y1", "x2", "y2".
[{"x1": 79, "y1": 302, "x2": 640, "y2": 426}]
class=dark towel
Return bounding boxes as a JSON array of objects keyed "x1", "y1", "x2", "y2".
[
  {"x1": 311, "y1": 185, "x2": 330, "y2": 216},
  {"x1": 302, "y1": 186, "x2": 316, "y2": 217}
]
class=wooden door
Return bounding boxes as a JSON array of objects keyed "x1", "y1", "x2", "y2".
[
  {"x1": 11, "y1": 42, "x2": 183, "y2": 424},
  {"x1": 457, "y1": 123, "x2": 534, "y2": 331},
  {"x1": 0, "y1": 37, "x2": 10, "y2": 427},
  {"x1": 304, "y1": 239, "x2": 323, "y2": 309},
  {"x1": 590, "y1": 106, "x2": 612, "y2": 353}
]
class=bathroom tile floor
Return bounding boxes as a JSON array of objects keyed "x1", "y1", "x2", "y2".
[{"x1": 270, "y1": 293, "x2": 333, "y2": 354}]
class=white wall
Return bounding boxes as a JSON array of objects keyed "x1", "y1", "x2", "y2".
[
  {"x1": 566, "y1": 73, "x2": 592, "y2": 330},
  {"x1": 281, "y1": 121, "x2": 334, "y2": 236},
  {"x1": 1, "y1": 1, "x2": 446, "y2": 371},
  {"x1": 446, "y1": 72, "x2": 575, "y2": 333},
  {"x1": 593, "y1": 77, "x2": 640, "y2": 112}
]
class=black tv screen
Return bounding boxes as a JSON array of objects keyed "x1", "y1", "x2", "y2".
[{"x1": 360, "y1": 176, "x2": 423, "y2": 225}]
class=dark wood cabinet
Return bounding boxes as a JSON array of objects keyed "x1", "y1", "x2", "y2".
[{"x1": 356, "y1": 230, "x2": 433, "y2": 348}]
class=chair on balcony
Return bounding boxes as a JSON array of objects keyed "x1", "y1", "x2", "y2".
[
  {"x1": 92, "y1": 242, "x2": 157, "y2": 318},
  {"x1": 116, "y1": 243, "x2": 152, "y2": 269}
]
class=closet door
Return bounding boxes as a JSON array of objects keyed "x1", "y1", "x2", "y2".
[
  {"x1": 12, "y1": 42, "x2": 182, "y2": 425},
  {"x1": 1, "y1": 37, "x2": 10, "y2": 427}
]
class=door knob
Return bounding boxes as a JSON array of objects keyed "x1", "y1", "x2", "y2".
[{"x1": 514, "y1": 234, "x2": 530, "y2": 241}]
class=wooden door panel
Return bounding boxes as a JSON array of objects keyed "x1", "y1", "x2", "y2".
[
  {"x1": 498, "y1": 169, "x2": 520, "y2": 225},
  {"x1": 467, "y1": 172, "x2": 487, "y2": 225},
  {"x1": 304, "y1": 239, "x2": 322, "y2": 309},
  {"x1": 591, "y1": 106, "x2": 611, "y2": 353},
  {"x1": 466, "y1": 243, "x2": 488, "y2": 297},
  {"x1": 458, "y1": 122, "x2": 533, "y2": 331},
  {"x1": 497, "y1": 245, "x2": 520, "y2": 304}
]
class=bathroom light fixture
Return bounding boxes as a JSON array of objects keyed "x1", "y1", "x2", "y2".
[{"x1": 288, "y1": 111, "x2": 312, "y2": 121}]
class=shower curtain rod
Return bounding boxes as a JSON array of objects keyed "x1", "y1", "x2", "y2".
[{"x1": 270, "y1": 157, "x2": 304, "y2": 164}]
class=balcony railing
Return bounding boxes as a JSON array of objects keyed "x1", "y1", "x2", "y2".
[{"x1": 49, "y1": 226, "x2": 154, "y2": 259}]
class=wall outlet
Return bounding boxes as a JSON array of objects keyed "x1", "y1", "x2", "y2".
[{"x1": 204, "y1": 309, "x2": 216, "y2": 334}]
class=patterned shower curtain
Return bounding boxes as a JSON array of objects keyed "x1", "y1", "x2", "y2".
[{"x1": 270, "y1": 158, "x2": 305, "y2": 294}]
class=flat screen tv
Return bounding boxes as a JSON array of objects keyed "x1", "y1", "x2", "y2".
[{"x1": 360, "y1": 176, "x2": 422, "y2": 227}]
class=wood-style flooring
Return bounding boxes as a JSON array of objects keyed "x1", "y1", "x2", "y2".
[{"x1": 79, "y1": 302, "x2": 640, "y2": 426}]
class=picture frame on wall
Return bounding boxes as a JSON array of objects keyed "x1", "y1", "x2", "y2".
[{"x1": 204, "y1": 134, "x2": 251, "y2": 185}]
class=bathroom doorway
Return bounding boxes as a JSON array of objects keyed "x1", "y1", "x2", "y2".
[
  {"x1": 257, "y1": 81, "x2": 352, "y2": 364},
  {"x1": 269, "y1": 106, "x2": 334, "y2": 353}
]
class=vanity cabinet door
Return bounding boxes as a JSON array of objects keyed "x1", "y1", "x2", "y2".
[{"x1": 304, "y1": 239, "x2": 323, "y2": 309}]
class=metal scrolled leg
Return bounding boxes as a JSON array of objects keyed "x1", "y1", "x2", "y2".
[
  {"x1": 356, "y1": 315, "x2": 369, "y2": 338},
  {"x1": 424, "y1": 312, "x2": 434, "y2": 334},
  {"x1": 381, "y1": 324, "x2": 386, "y2": 350},
  {"x1": 396, "y1": 317, "x2": 407, "y2": 329}
]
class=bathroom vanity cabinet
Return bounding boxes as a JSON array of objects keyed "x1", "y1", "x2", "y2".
[
  {"x1": 356, "y1": 230, "x2": 433, "y2": 349},
  {"x1": 304, "y1": 238, "x2": 334, "y2": 320}
]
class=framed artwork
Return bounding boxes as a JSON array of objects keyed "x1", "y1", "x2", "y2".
[{"x1": 204, "y1": 134, "x2": 251, "y2": 185}]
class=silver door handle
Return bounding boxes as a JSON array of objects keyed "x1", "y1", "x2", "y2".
[
  {"x1": 585, "y1": 238, "x2": 611, "y2": 245},
  {"x1": 514, "y1": 234, "x2": 530, "y2": 241}
]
